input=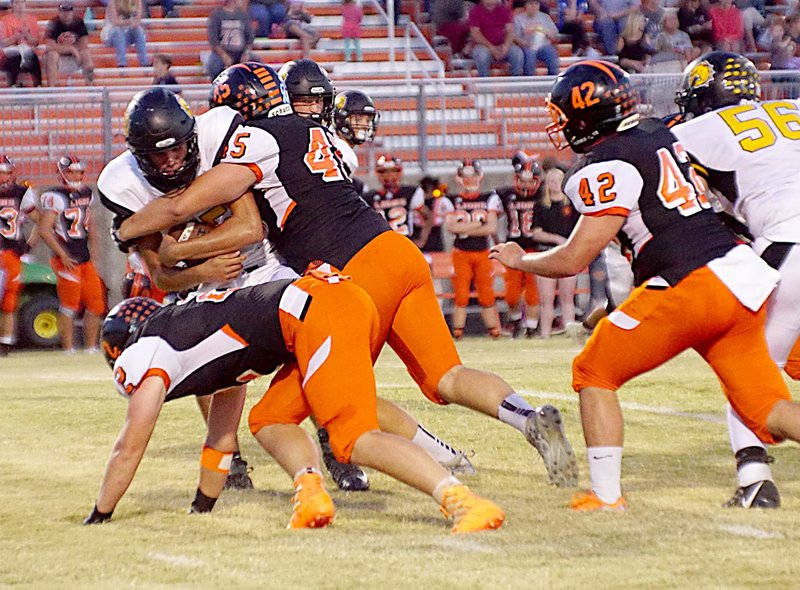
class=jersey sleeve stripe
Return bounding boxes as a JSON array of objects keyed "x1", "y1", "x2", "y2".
[
  {"x1": 140, "y1": 368, "x2": 171, "y2": 392},
  {"x1": 583, "y1": 206, "x2": 630, "y2": 218},
  {"x1": 243, "y1": 162, "x2": 263, "y2": 182},
  {"x1": 280, "y1": 200, "x2": 297, "y2": 228}
]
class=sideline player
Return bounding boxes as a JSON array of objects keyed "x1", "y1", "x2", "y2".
[
  {"x1": 491, "y1": 61, "x2": 800, "y2": 511},
  {"x1": 114, "y1": 62, "x2": 579, "y2": 489},
  {"x1": 671, "y1": 51, "x2": 800, "y2": 508},
  {"x1": 38, "y1": 156, "x2": 106, "y2": 353},
  {"x1": 84, "y1": 275, "x2": 505, "y2": 533},
  {"x1": 497, "y1": 151, "x2": 543, "y2": 338},
  {"x1": 443, "y1": 159, "x2": 504, "y2": 339}
]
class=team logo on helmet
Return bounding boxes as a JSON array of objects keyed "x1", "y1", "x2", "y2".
[
  {"x1": 687, "y1": 61, "x2": 714, "y2": 90},
  {"x1": 176, "y1": 95, "x2": 194, "y2": 118},
  {"x1": 335, "y1": 93, "x2": 347, "y2": 110}
]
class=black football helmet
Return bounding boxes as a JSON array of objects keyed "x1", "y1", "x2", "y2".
[
  {"x1": 56, "y1": 154, "x2": 86, "y2": 190},
  {"x1": 333, "y1": 90, "x2": 380, "y2": 145},
  {"x1": 210, "y1": 61, "x2": 292, "y2": 121},
  {"x1": 546, "y1": 60, "x2": 639, "y2": 153},
  {"x1": 511, "y1": 150, "x2": 543, "y2": 196},
  {"x1": 675, "y1": 51, "x2": 760, "y2": 117},
  {"x1": 278, "y1": 59, "x2": 335, "y2": 124},
  {"x1": 101, "y1": 297, "x2": 162, "y2": 369},
  {"x1": 124, "y1": 87, "x2": 199, "y2": 193}
]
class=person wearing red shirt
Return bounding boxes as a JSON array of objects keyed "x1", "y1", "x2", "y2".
[
  {"x1": 709, "y1": 0, "x2": 743, "y2": 52},
  {"x1": 468, "y1": 0, "x2": 523, "y2": 76}
]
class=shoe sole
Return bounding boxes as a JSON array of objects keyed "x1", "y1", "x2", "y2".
[{"x1": 525, "y1": 405, "x2": 579, "y2": 488}]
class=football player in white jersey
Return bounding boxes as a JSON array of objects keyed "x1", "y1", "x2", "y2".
[
  {"x1": 671, "y1": 51, "x2": 800, "y2": 508},
  {"x1": 99, "y1": 87, "x2": 294, "y2": 490}
]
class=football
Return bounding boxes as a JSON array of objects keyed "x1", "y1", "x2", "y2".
[{"x1": 166, "y1": 221, "x2": 214, "y2": 268}]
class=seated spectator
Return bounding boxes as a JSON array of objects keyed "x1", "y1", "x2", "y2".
[
  {"x1": 152, "y1": 53, "x2": 181, "y2": 91},
  {"x1": 678, "y1": 0, "x2": 712, "y2": 51},
  {"x1": 736, "y1": 0, "x2": 766, "y2": 53},
  {"x1": 0, "y1": 0, "x2": 41, "y2": 86},
  {"x1": 653, "y1": 9, "x2": 698, "y2": 67},
  {"x1": 283, "y1": 0, "x2": 319, "y2": 56},
  {"x1": 44, "y1": 2, "x2": 94, "y2": 86},
  {"x1": 468, "y1": 0, "x2": 524, "y2": 77},
  {"x1": 250, "y1": 0, "x2": 287, "y2": 38},
  {"x1": 770, "y1": 15, "x2": 800, "y2": 69},
  {"x1": 616, "y1": 10, "x2": 654, "y2": 72},
  {"x1": 433, "y1": 0, "x2": 471, "y2": 56},
  {"x1": 709, "y1": 0, "x2": 744, "y2": 52},
  {"x1": 641, "y1": 0, "x2": 663, "y2": 39},
  {"x1": 589, "y1": 0, "x2": 641, "y2": 56},
  {"x1": 0, "y1": 15, "x2": 23, "y2": 87},
  {"x1": 556, "y1": 0, "x2": 595, "y2": 56},
  {"x1": 207, "y1": 0, "x2": 253, "y2": 80},
  {"x1": 102, "y1": 0, "x2": 149, "y2": 67},
  {"x1": 514, "y1": 0, "x2": 560, "y2": 75}
]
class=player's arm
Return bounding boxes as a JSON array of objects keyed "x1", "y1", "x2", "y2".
[
  {"x1": 157, "y1": 192, "x2": 264, "y2": 268},
  {"x1": 412, "y1": 203, "x2": 434, "y2": 249},
  {"x1": 467, "y1": 210, "x2": 498, "y2": 237},
  {"x1": 491, "y1": 214, "x2": 625, "y2": 278},
  {"x1": 117, "y1": 164, "x2": 258, "y2": 242},
  {"x1": 444, "y1": 212, "x2": 483, "y2": 235},
  {"x1": 136, "y1": 234, "x2": 245, "y2": 292},
  {"x1": 84, "y1": 376, "x2": 166, "y2": 524},
  {"x1": 37, "y1": 209, "x2": 77, "y2": 271}
]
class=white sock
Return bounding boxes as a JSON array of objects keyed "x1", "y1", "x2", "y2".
[
  {"x1": 726, "y1": 404, "x2": 773, "y2": 487},
  {"x1": 498, "y1": 393, "x2": 534, "y2": 433},
  {"x1": 508, "y1": 310, "x2": 522, "y2": 322},
  {"x1": 432, "y1": 475, "x2": 462, "y2": 503},
  {"x1": 412, "y1": 425, "x2": 459, "y2": 463},
  {"x1": 0, "y1": 335, "x2": 13, "y2": 345},
  {"x1": 587, "y1": 446, "x2": 623, "y2": 504},
  {"x1": 525, "y1": 318, "x2": 539, "y2": 329}
]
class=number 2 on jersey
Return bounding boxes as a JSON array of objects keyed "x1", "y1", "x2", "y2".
[{"x1": 304, "y1": 127, "x2": 345, "y2": 182}]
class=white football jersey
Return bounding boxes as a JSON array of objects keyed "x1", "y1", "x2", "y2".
[
  {"x1": 333, "y1": 133, "x2": 359, "y2": 176},
  {"x1": 672, "y1": 99, "x2": 800, "y2": 247},
  {"x1": 98, "y1": 106, "x2": 291, "y2": 289}
]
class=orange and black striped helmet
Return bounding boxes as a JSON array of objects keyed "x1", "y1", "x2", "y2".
[
  {"x1": 209, "y1": 62, "x2": 292, "y2": 121},
  {"x1": 545, "y1": 60, "x2": 639, "y2": 153},
  {"x1": 101, "y1": 297, "x2": 163, "y2": 369}
]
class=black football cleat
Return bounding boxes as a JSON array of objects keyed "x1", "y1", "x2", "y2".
[
  {"x1": 317, "y1": 428, "x2": 370, "y2": 492},
  {"x1": 724, "y1": 480, "x2": 781, "y2": 509},
  {"x1": 224, "y1": 453, "x2": 254, "y2": 490}
]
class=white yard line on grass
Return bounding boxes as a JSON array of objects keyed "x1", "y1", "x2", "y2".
[
  {"x1": 716, "y1": 524, "x2": 782, "y2": 540},
  {"x1": 147, "y1": 551, "x2": 206, "y2": 568}
]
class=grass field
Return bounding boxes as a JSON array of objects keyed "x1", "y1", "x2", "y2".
[{"x1": 2, "y1": 338, "x2": 800, "y2": 589}]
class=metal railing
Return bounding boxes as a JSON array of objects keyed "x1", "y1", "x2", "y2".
[{"x1": 1, "y1": 70, "x2": 799, "y2": 184}]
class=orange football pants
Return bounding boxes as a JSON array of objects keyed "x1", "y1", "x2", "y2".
[
  {"x1": 504, "y1": 266, "x2": 539, "y2": 309},
  {"x1": 0, "y1": 249, "x2": 21, "y2": 313},
  {"x1": 784, "y1": 338, "x2": 800, "y2": 380},
  {"x1": 452, "y1": 248, "x2": 496, "y2": 307},
  {"x1": 248, "y1": 274, "x2": 381, "y2": 462},
  {"x1": 51, "y1": 258, "x2": 106, "y2": 316},
  {"x1": 573, "y1": 266, "x2": 790, "y2": 445}
]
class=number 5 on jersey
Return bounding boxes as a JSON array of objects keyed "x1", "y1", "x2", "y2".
[{"x1": 304, "y1": 127, "x2": 346, "y2": 182}]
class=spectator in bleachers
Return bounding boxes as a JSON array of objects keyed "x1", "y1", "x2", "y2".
[
  {"x1": 514, "y1": 0, "x2": 560, "y2": 75},
  {"x1": 468, "y1": 0, "x2": 524, "y2": 76},
  {"x1": 709, "y1": 0, "x2": 744, "y2": 52},
  {"x1": 616, "y1": 10, "x2": 654, "y2": 72},
  {"x1": 653, "y1": 9, "x2": 698, "y2": 67},
  {"x1": 342, "y1": 0, "x2": 364, "y2": 61},
  {"x1": 769, "y1": 15, "x2": 800, "y2": 68},
  {"x1": 736, "y1": 0, "x2": 766, "y2": 52},
  {"x1": 102, "y1": 0, "x2": 150, "y2": 67},
  {"x1": 152, "y1": 53, "x2": 181, "y2": 90},
  {"x1": 588, "y1": 0, "x2": 640, "y2": 55},
  {"x1": 640, "y1": 0, "x2": 663, "y2": 39},
  {"x1": 44, "y1": 2, "x2": 94, "y2": 86},
  {"x1": 283, "y1": 0, "x2": 320, "y2": 56},
  {"x1": 531, "y1": 167, "x2": 579, "y2": 339},
  {"x1": 207, "y1": 0, "x2": 254, "y2": 80},
  {"x1": 0, "y1": 0, "x2": 41, "y2": 86},
  {"x1": 249, "y1": 0, "x2": 287, "y2": 37},
  {"x1": 0, "y1": 18, "x2": 23, "y2": 86},
  {"x1": 678, "y1": 0, "x2": 712, "y2": 51},
  {"x1": 433, "y1": 0, "x2": 471, "y2": 56},
  {"x1": 556, "y1": 0, "x2": 595, "y2": 56}
]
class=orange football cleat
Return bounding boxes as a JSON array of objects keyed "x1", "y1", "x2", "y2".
[
  {"x1": 440, "y1": 484, "x2": 505, "y2": 534},
  {"x1": 288, "y1": 472, "x2": 336, "y2": 529},
  {"x1": 570, "y1": 490, "x2": 627, "y2": 513}
]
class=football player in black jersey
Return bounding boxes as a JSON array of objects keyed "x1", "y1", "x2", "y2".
[
  {"x1": 491, "y1": 60, "x2": 800, "y2": 512},
  {"x1": 84, "y1": 275, "x2": 505, "y2": 533},
  {"x1": 115, "y1": 62, "x2": 580, "y2": 490}
]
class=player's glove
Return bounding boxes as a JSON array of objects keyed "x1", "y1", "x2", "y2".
[{"x1": 83, "y1": 505, "x2": 113, "y2": 525}]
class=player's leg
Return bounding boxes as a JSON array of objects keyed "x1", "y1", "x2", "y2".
[
  {"x1": 474, "y1": 251, "x2": 501, "y2": 338},
  {"x1": 503, "y1": 267, "x2": 524, "y2": 337},
  {"x1": 190, "y1": 386, "x2": 246, "y2": 514},
  {"x1": 52, "y1": 257, "x2": 80, "y2": 352},
  {"x1": 0, "y1": 250, "x2": 21, "y2": 355},
  {"x1": 556, "y1": 275, "x2": 578, "y2": 333},
  {"x1": 249, "y1": 363, "x2": 335, "y2": 529},
  {"x1": 80, "y1": 261, "x2": 107, "y2": 352},
  {"x1": 523, "y1": 270, "x2": 540, "y2": 337},
  {"x1": 450, "y1": 248, "x2": 472, "y2": 339}
]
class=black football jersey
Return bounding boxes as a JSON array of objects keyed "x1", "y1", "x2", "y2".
[
  {"x1": 39, "y1": 185, "x2": 94, "y2": 264},
  {"x1": 497, "y1": 186, "x2": 541, "y2": 251},
  {"x1": 0, "y1": 183, "x2": 28, "y2": 256},
  {"x1": 220, "y1": 114, "x2": 389, "y2": 272},
  {"x1": 447, "y1": 191, "x2": 503, "y2": 252},
  {"x1": 364, "y1": 185, "x2": 423, "y2": 238},
  {"x1": 114, "y1": 280, "x2": 295, "y2": 401},
  {"x1": 564, "y1": 117, "x2": 737, "y2": 286}
]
